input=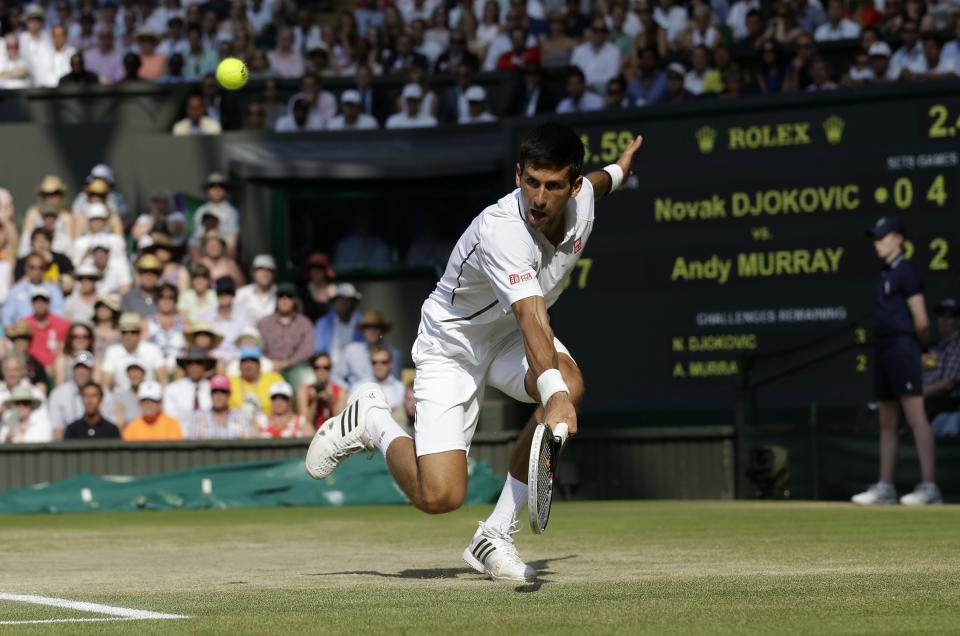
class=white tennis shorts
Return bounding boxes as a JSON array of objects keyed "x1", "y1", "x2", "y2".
[{"x1": 411, "y1": 329, "x2": 572, "y2": 457}]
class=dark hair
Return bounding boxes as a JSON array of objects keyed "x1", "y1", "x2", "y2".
[
  {"x1": 370, "y1": 343, "x2": 392, "y2": 360},
  {"x1": 566, "y1": 66, "x2": 586, "y2": 83},
  {"x1": 311, "y1": 352, "x2": 332, "y2": 367},
  {"x1": 80, "y1": 381, "x2": 103, "y2": 397},
  {"x1": 31, "y1": 227, "x2": 53, "y2": 242},
  {"x1": 517, "y1": 123, "x2": 585, "y2": 185},
  {"x1": 158, "y1": 282, "x2": 179, "y2": 300},
  {"x1": 921, "y1": 31, "x2": 942, "y2": 45}
]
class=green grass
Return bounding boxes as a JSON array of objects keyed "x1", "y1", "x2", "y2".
[{"x1": 1, "y1": 502, "x2": 959, "y2": 634}]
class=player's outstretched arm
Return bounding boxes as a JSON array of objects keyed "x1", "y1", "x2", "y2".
[
  {"x1": 587, "y1": 134, "x2": 644, "y2": 200},
  {"x1": 512, "y1": 295, "x2": 578, "y2": 436}
]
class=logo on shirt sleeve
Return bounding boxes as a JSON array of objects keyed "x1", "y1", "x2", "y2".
[
  {"x1": 574, "y1": 237, "x2": 583, "y2": 253},
  {"x1": 508, "y1": 272, "x2": 534, "y2": 285}
]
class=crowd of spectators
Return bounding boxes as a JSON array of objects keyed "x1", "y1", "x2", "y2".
[
  {"x1": 0, "y1": 167, "x2": 415, "y2": 443},
  {"x1": 2, "y1": 0, "x2": 958, "y2": 132}
]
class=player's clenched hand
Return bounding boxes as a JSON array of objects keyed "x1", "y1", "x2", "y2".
[
  {"x1": 544, "y1": 393, "x2": 577, "y2": 437},
  {"x1": 616, "y1": 135, "x2": 644, "y2": 178}
]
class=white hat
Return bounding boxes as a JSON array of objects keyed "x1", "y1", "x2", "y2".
[
  {"x1": 340, "y1": 89, "x2": 361, "y2": 105},
  {"x1": 89, "y1": 164, "x2": 114, "y2": 184},
  {"x1": 75, "y1": 262, "x2": 101, "y2": 279},
  {"x1": 89, "y1": 234, "x2": 111, "y2": 252},
  {"x1": 137, "y1": 235, "x2": 154, "y2": 250},
  {"x1": 667, "y1": 62, "x2": 686, "y2": 76},
  {"x1": 401, "y1": 83, "x2": 423, "y2": 101},
  {"x1": 30, "y1": 285, "x2": 50, "y2": 300},
  {"x1": 333, "y1": 282, "x2": 362, "y2": 300},
  {"x1": 868, "y1": 42, "x2": 891, "y2": 58},
  {"x1": 125, "y1": 358, "x2": 146, "y2": 372},
  {"x1": 137, "y1": 380, "x2": 163, "y2": 402},
  {"x1": 268, "y1": 381, "x2": 293, "y2": 399},
  {"x1": 87, "y1": 202, "x2": 109, "y2": 219},
  {"x1": 465, "y1": 85, "x2": 487, "y2": 102},
  {"x1": 252, "y1": 254, "x2": 277, "y2": 271}
]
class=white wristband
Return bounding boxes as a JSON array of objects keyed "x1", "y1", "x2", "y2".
[
  {"x1": 537, "y1": 369, "x2": 569, "y2": 409},
  {"x1": 602, "y1": 164, "x2": 624, "y2": 192}
]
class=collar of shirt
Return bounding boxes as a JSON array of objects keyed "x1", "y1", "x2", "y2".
[
  {"x1": 514, "y1": 190, "x2": 579, "y2": 247},
  {"x1": 885, "y1": 254, "x2": 906, "y2": 270}
]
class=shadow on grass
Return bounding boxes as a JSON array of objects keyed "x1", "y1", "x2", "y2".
[{"x1": 307, "y1": 555, "x2": 578, "y2": 593}]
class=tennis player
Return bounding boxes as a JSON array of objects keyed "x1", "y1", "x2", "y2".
[{"x1": 307, "y1": 123, "x2": 643, "y2": 582}]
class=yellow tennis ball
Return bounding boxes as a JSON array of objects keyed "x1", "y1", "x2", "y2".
[{"x1": 216, "y1": 57, "x2": 248, "y2": 90}]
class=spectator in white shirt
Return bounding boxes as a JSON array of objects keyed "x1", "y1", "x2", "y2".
[
  {"x1": 556, "y1": 67, "x2": 604, "y2": 113},
  {"x1": 32, "y1": 25, "x2": 74, "y2": 87},
  {"x1": 570, "y1": 18, "x2": 622, "y2": 93},
  {"x1": 655, "y1": 0, "x2": 691, "y2": 44},
  {"x1": 19, "y1": 5, "x2": 53, "y2": 70},
  {"x1": 0, "y1": 385, "x2": 52, "y2": 444},
  {"x1": 163, "y1": 346, "x2": 215, "y2": 434},
  {"x1": 172, "y1": 93, "x2": 223, "y2": 136},
  {"x1": 458, "y1": 85, "x2": 497, "y2": 124},
  {"x1": 326, "y1": 89, "x2": 379, "y2": 130},
  {"x1": 247, "y1": 0, "x2": 274, "y2": 35},
  {"x1": 814, "y1": 0, "x2": 860, "y2": 41},
  {"x1": 234, "y1": 255, "x2": 277, "y2": 325},
  {"x1": 907, "y1": 33, "x2": 960, "y2": 78},
  {"x1": 189, "y1": 173, "x2": 240, "y2": 256},
  {"x1": 386, "y1": 83, "x2": 439, "y2": 129},
  {"x1": 888, "y1": 19, "x2": 925, "y2": 79},
  {"x1": 0, "y1": 34, "x2": 32, "y2": 89},
  {"x1": 274, "y1": 96, "x2": 312, "y2": 133},
  {"x1": 98, "y1": 313, "x2": 167, "y2": 390}
]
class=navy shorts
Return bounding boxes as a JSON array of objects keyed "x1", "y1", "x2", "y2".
[{"x1": 875, "y1": 336, "x2": 923, "y2": 401}]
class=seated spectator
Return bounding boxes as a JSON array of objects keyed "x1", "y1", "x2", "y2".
[
  {"x1": 244, "y1": 102, "x2": 267, "y2": 129},
  {"x1": 145, "y1": 283, "x2": 186, "y2": 373},
  {"x1": 63, "y1": 382, "x2": 121, "y2": 440},
  {"x1": 556, "y1": 67, "x2": 604, "y2": 113},
  {"x1": 99, "y1": 312, "x2": 167, "y2": 389},
  {"x1": 48, "y1": 351, "x2": 115, "y2": 440},
  {"x1": 459, "y1": 86, "x2": 496, "y2": 124},
  {"x1": 24, "y1": 286, "x2": 69, "y2": 371},
  {"x1": 228, "y1": 345, "x2": 285, "y2": 417},
  {"x1": 274, "y1": 96, "x2": 312, "y2": 133},
  {"x1": 71, "y1": 168, "x2": 126, "y2": 236},
  {"x1": 65, "y1": 264, "x2": 101, "y2": 323},
  {"x1": 923, "y1": 299, "x2": 960, "y2": 418},
  {"x1": 147, "y1": 233, "x2": 187, "y2": 290},
  {"x1": 333, "y1": 212, "x2": 392, "y2": 269},
  {"x1": 121, "y1": 52, "x2": 145, "y2": 83},
  {"x1": 185, "y1": 374, "x2": 257, "y2": 439},
  {"x1": 338, "y1": 310, "x2": 401, "y2": 387},
  {"x1": 683, "y1": 5, "x2": 721, "y2": 52},
  {"x1": 235, "y1": 255, "x2": 277, "y2": 325},
  {"x1": 888, "y1": 19, "x2": 924, "y2": 80},
  {"x1": 203, "y1": 277, "x2": 250, "y2": 365},
  {"x1": 657, "y1": 0, "x2": 691, "y2": 44},
  {"x1": 70, "y1": 202, "x2": 126, "y2": 270},
  {"x1": 386, "y1": 83, "x2": 439, "y2": 129},
  {"x1": 350, "y1": 344, "x2": 407, "y2": 429},
  {"x1": 15, "y1": 228, "x2": 74, "y2": 293},
  {"x1": 19, "y1": 175, "x2": 72, "y2": 257},
  {"x1": 122, "y1": 380, "x2": 182, "y2": 441},
  {"x1": 88, "y1": 237, "x2": 132, "y2": 297},
  {"x1": 300, "y1": 253, "x2": 336, "y2": 322},
  {"x1": 121, "y1": 254, "x2": 163, "y2": 317},
  {"x1": 905, "y1": 33, "x2": 960, "y2": 79},
  {"x1": 52, "y1": 321, "x2": 95, "y2": 386},
  {"x1": 384, "y1": 34, "x2": 429, "y2": 75},
  {"x1": 605, "y1": 76, "x2": 630, "y2": 109},
  {"x1": 189, "y1": 173, "x2": 240, "y2": 258},
  {"x1": 326, "y1": 90, "x2": 379, "y2": 130},
  {"x1": 629, "y1": 48, "x2": 667, "y2": 107},
  {"x1": 756, "y1": 39, "x2": 792, "y2": 94},
  {"x1": 178, "y1": 264, "x2": 217, "y2": 323},
  {"x1": 183, "y1": 321, "x2": 223, "y2": 355},
  {"x1": 4, "y1": 252, "x2": 65, "y2": 327},
  {"x1": 172, "y1": 93, "x2": 223, "y2": 136},
  {"x1": 0, "y1": 34, "x2": 32, "y2": 89},
  {"x1": 541, "y1": 11, "x2": 577, "y2": 68},
  {"x1": 842, "y1": 50, "x2": 877, "y2": 85},
  {"x1": 685, "y1": 46, "x2": 723, "y2": 96},
  {"x1": 435, "y1": 29, "x2": 479, "y2": 74},
  {"x1": 352, "y1": 65, "x2": 389, "y2": 125},
  {"x1": 289, "y1": 72, "x2": 337, "y2": 130},
  {"x1": 815, "y1": 0, "x2": 861, "y2": 41},
  {"x1": 0, "y1": 385, "x2": 51, "y2": 443},
  {"x1": 92, "y1": 296, "x2": 121, "y2": 361},
  {"x1": 83, "y1": 27, "x2": 124, "y2": 84},
  {"x1": 506, "y1": 64, "x2": 557, "y2": 116},
  {"x1": 806, "y1": 57, "x2": 838, "y2": 90},
  {"x1": 58, "y1": 53, "x2": 99, "y2": 86},
  {"x1": 225, "y1": 327, "x2": 275, "y2": 376},
  {"x1": 111, "y1": 359, "x2": 145, "y2": 426},
  {"x1": 6, "y1": 325, "x2": 48, "y2": 392},
  {"x1": 260, "y1": 381, "x2": 310, "y2": 438},
  {"x1": 197, "y1": 231, "x2": 245, "y2": 286},
  {"x1": 297, "y1": 352, "x2": 346, "y2": 431},
  {"x1": 269, "y1": 28, "x2": 305, "y2": 78},
  {"x1": 136, "y1": 29, "x2": 168, "y2": 80},
  {"x1": 258, "y1": 283, "x2": 316, "y2": 373},
  {"x1": 665, "y1": 62, "x2": 693, "y2": 103},
  {"x1": 570, "y1": 18, "x2": 622, "y2": 93},
  {"x1": 496, "y1": 26, "x2": 541, "y2": 71},
  {"x1": 314, "y1": 283, "x2": 364, "y2": 367},
  {"x1": 163, "y1": 346, "x2": 215, "y2": 432},
  {"x1": 865, "y1": 42, "x2": 894, "y2": 83},
  {"x1": 183, "y1": 26, "x2": 217, "y2": 80}
]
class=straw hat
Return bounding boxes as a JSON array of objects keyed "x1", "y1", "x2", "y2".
[
  {"x1": 357, "y1": 310, "x2": 392, "y2": 332},
  {"x1": 184, "y1": 321, "x2": 223, "y2": 348},
  {"x1": 36, "y1": 175, "x2": 67, "y2": 195}
]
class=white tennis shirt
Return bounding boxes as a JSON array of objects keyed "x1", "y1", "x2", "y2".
[{"x1": 418, "y1": 179, "x2": 595, "y2": 364}]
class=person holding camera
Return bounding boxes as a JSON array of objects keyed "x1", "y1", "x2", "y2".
[{"x1": 297, "y1": 351, "x2": 346, "y2": 432}]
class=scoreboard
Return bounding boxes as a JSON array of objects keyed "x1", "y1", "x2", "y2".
[{"x1": 539, "y1": 90, "x2": 960, "y2": 415}]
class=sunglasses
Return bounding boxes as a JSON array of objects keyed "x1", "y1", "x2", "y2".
[
  {"x1": 27, "y1": 265, "x2": 45, "y2": 271},
  {"x1": 71, "y1": 332, "x2": 91, "y2": 339},
  {"x1": 270, "y1": 395, "x2": 290, "y2": 400},
  {"x1": 314, "y1": 364, "x2": 331, "y2": 371},
  {"x1": 371, "y1": 359, "x2": 391, "y2": 366},
  {"x1": 14, "y1": 401, "x2": 34, "y2": 407}
]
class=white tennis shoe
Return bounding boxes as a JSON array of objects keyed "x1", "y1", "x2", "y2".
[
  {"x1": 851, "y1": 482, "x2": 897, "y2": 505},
  {"x1": 462, "y1": 521, "x2": 535, "y2": 583},
  {"x1": 305, "y1": 383, "x2": 387, "y2": 480},
  {"x1": 900, "y1": 482, "x2": 943, "y2": 506}
]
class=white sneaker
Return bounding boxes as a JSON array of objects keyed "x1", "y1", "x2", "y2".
[
  {"x1": 305, "y1": 383, "x2": 386, "y2": 480},
  {"x1": 900, "y1": 483, "x2": 943, "y2": 506},
  {"x1": 851, "y1": 482, "x2": 897, "y2": 505},
  {"x1": 462, "y1": 521, "x2": 535, "y2": 583}
]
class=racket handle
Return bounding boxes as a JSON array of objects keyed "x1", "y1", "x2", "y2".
[{"x1": 553, "y1": 422, "x2": 569, "y2": 446}]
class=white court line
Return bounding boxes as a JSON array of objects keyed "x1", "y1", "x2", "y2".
[
  {"x1": 1, "y1": 618, "x2": 139, "y2": 625},
  {"x1": 0, "y1": 592, "x2": 186, "y2": 622}
]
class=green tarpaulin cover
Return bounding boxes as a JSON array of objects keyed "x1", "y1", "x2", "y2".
[{"x1": 0, "y1": 454, "x2": 503, "y2": 514}]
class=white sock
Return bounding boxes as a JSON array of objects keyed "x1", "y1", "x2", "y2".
[
  {"x1": 366, "y1": 406, "x2": 411, "y2": 457},
  {"x1": 485, "y1": 474, "x2": 528, "y2": 530}
]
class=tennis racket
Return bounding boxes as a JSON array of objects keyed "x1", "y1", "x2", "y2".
[{"x1": 528, "y1": 422, "x2": 569, "y2": 534}]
